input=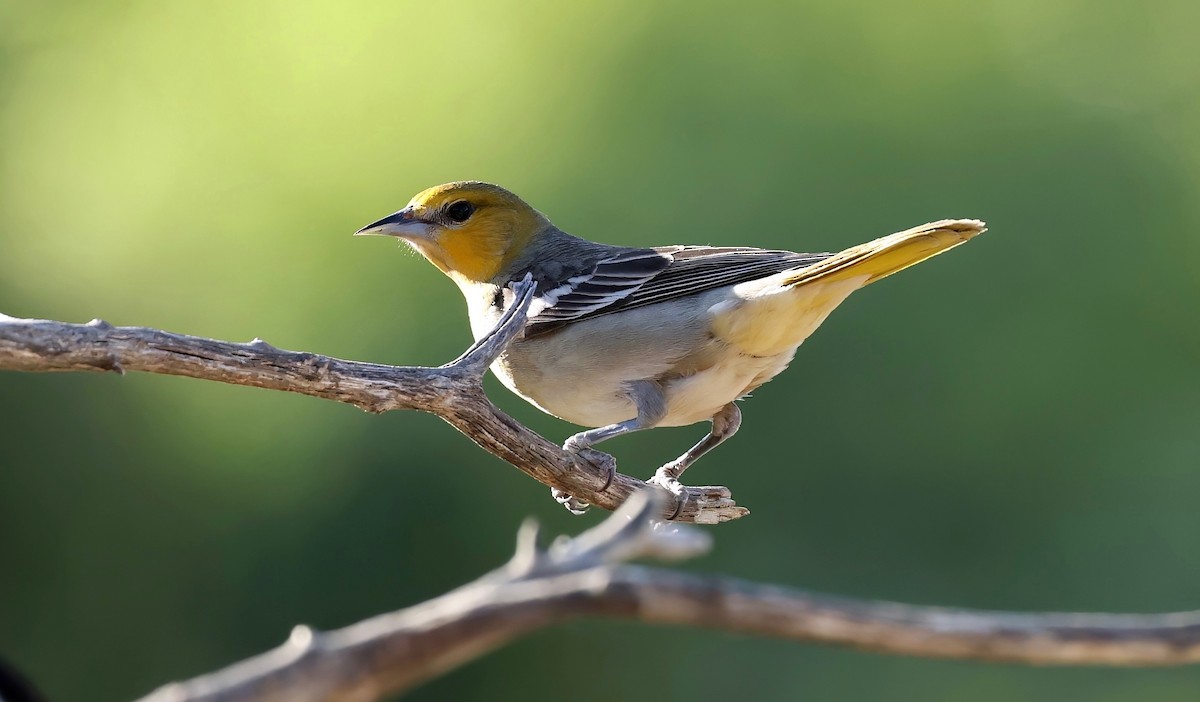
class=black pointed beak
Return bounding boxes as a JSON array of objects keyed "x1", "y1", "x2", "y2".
[{"x1": 354, "y1": 207, "x2": 421, "y2": 236}]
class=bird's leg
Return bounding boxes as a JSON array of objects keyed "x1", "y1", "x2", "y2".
[
  {"x1": 554, "y1": 380, "x2": 666, "y2": 514},
  {"x1": 648, "y1": 403, "x2": 742, "y2": 514},
  {"x1": 562, "y1": 379, "x2": 667, "y2": 453},
  {"x1": 562, "y1": 418, "x2": 644, "y2": 453}
]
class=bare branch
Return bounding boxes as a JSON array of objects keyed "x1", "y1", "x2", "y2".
[
  {"x1": 0, "y1": 291, "x2": 746, "y2": 523},
  {"x1": 134, "y1": 491, "x2": 1200, "y2": 702},
  {"x1": 9, "y1": 302, "x2": 1200, "y2": 702}
]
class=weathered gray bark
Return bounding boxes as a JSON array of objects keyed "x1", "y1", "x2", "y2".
[{"x1": 0, "y1": 278, "x2": 745, "y2": 523}]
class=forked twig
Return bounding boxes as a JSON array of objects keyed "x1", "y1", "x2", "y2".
[{"x1": 0, "y1": 284, "x2": 746, "y2": 523}]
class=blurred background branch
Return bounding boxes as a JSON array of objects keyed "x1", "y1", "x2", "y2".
[
  {"x1": 139, "y1": 491, "x2": 1200, "y2": 702},
  {"x1": 0, "y1": 297, "x2": 746, "y2": 524}
]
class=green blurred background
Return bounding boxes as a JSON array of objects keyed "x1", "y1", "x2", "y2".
[{"x1": 2, "y1": 1, "x2": 1199, "y2": 699}]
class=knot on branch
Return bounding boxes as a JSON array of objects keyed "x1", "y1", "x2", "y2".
[{"x1": 247, "y1": 338, "x2": 279, "y2": 352}]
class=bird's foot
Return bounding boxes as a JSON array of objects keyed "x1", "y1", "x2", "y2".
[
  {"x1": 646, "y1": 463, "x2": 690, "y2": 520},
  {"x1": 647, "y1": 471, "x2": 746, "y2": 523},
  {"x1": 553, "y1": 443, "x2": 618, "y2": 515},
  {"x1": 648, "y1": 461, "x2": 687, "y2": 492}
]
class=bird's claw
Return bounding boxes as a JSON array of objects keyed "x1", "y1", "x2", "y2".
[
  {"x1": 551, "y1": 488, "x2": 592, "y2": 515},
  {"x1": 576, "y1": 448, "x2": 617, "y2": 491},
  {"x1": 553, "y1": 444, "x2": 617, "y2": 515}
]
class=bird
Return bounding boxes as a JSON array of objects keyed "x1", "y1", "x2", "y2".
[{"x1": 356, "y1": 181, "x2": 985, "y2": 515}]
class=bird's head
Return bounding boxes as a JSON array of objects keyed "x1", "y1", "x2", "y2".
[{"x1": 356, "y1": 181, "x2": 549, "y2": 284}]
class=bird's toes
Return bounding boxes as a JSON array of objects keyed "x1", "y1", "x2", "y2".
[
  {"x1": 554, "y1": 442, "x2": 617, "y2": 516},
  {"x1": 576, "y1": 448, "x2": 617, "y2": 489},
  {"x1": 647, "y1": 465, "x2": 687, "y2": 495},
  {"x1": 551, "y1": 487, "x2": 591, "y2": 515},
  {"x1": 647, "y1": 469, "x2": 748, "y2": 522},
  {"x1": 646, "y1": 468, "x2": 690, "y2": 520},
  {"x1": 561, "y1": 438, "x2": 618, "y2": 488}
]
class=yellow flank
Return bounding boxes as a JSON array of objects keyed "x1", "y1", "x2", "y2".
[
  {"x1": 710, "y1": 219, "x2": 986, "y2": 358},
  {"x1": 710, "y1": 277, "x2": 866, "y2": 358}
]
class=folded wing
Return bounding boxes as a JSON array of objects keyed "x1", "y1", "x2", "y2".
[{"x1": 527, "y1": 246, "x2": 831, "y2": 335}]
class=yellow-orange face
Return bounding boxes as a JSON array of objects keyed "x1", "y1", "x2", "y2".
[{"x1": 356, "y1": 181, "x2": 548, "y2": 284}]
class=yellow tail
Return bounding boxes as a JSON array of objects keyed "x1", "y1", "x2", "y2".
[
  {"x1": 781, "y1": 219, "x2": 987, "y2": 288},
  {"x1": 711, "y1": 218, "x2": 986, "y2": 358}
]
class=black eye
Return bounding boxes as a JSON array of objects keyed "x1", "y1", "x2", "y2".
[{"x1": 446, "y1": 200, "x2": 475, "y2": 223}]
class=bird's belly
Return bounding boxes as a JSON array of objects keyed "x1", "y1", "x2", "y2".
[
  {"x1": 491, "y1": 353, "x2": 639, "y2": 427},
  {"x1": 659, "y1": 351, "x2": 793, "y2": 426},
  {"x1": 490, "y1": 333, "x2": 670, "y2": 427},
  {"x1": 493, "y1": 331, "x2": 794, "y2": 429},
  {"x1": 478, "y1": 289, "x2": 799, "y2": 429},
  {"x1": 487, "y1": 299, "x2": 719, "y2": 427}
]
